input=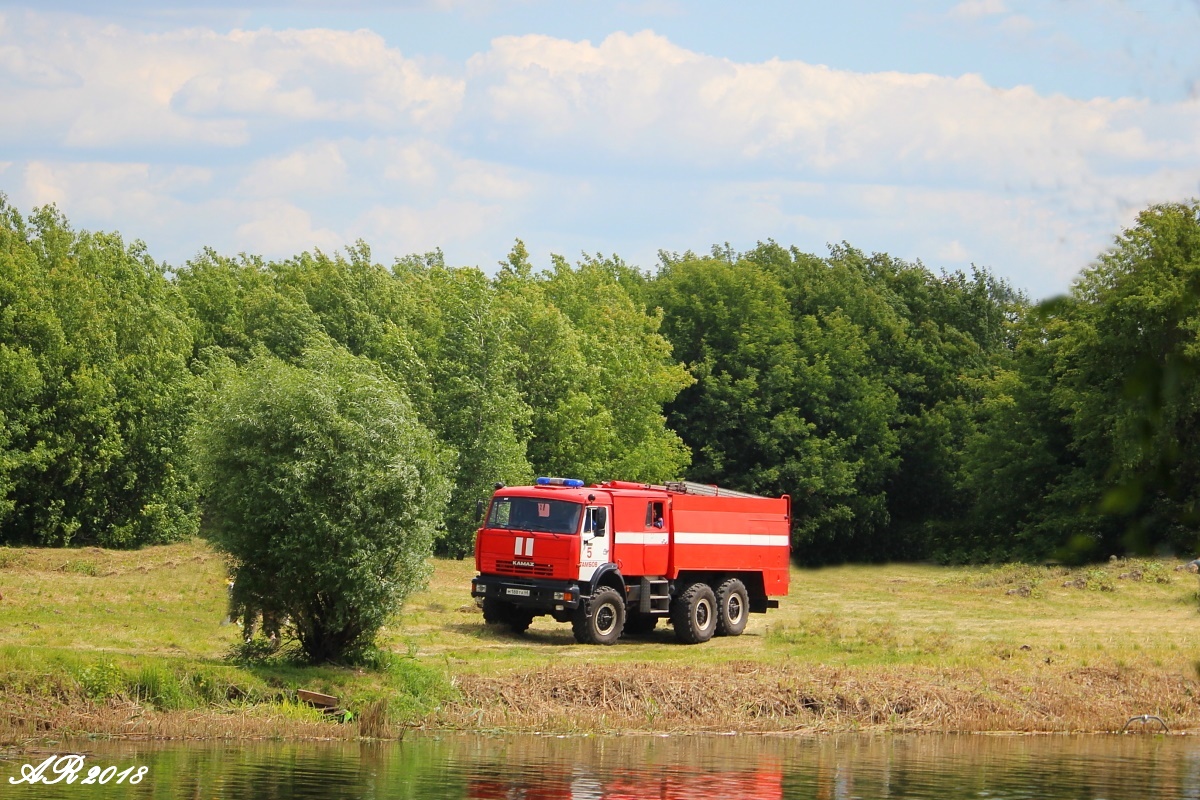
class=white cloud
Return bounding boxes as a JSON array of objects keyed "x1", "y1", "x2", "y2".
[
  {"x1": 0, "y1": 12, "x2": 464, "y2": 148},
  {"x1": 22, "y1": 161, "x2": 70, "y2": 208},
  {"x1": 353, "y1": 198, "x2": 521, "y2": 264},
  {"x1": 937, "y1": 240, "x2": 970, "y2": 262},
  {"x1": 171, "y1": 27, "x2": 463, "y2": 127},
  {"x1": 375, "y1": 140, "x2": 443, "y2": 188},
  {"x1": 469, "y1": 30, "x2": 1200, "y2": 192},
  {"x1": 447, "y1": 160, "x2": 530, "y2": 201},
  {"x1": 997, "y1": 13, "x2": 1036, "y2": 35},
  {"x1": 589, "y1": 165, "x2": 1200, "y2": 299},
  {"x1": 237, "y1": 141, "x2": 348, "y2": 197},
  {"x1": 20, "y1": 160, "x2": 212, "y2": 222},
  {"x1": 337, "y1": 137, "x2": 533, "y2": 202},
  {"x1": 235, "y1": 200, "x2": 343, "y2": 255},
  {"x1": 2, "y1": 18, "x2": 1196, "y2": 298},
  {"x1": 0, "y1": 40, "x2": 83, "y2": 89},
  {"x1": 948, "y1": 0, "x2": 1008, "y2": 19},
  {"x1": 6, "y1": 133, "x2": 543, "y2": 266}
]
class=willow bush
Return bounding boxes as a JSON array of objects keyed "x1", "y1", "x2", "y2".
[{"x1": 192, "y1": 344, "x2": 451, "y2": 662}]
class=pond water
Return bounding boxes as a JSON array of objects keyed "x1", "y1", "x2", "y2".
[{"x1": 4, "y1": 732, "x2": 1198, "y2": 799}]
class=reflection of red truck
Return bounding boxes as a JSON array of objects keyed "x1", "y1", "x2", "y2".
[
  {"x1": 471, "y1": 478, "x2": 790, "y2": 644},
  {"x1": 469, "y1": 767, "x2": 783, "y2": 800}
]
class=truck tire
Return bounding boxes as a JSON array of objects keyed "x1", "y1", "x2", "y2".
[
  {"x1": 482, "y1": 598, "x2": 534, "y2": 633},
  {"x1": 670, "y1": 582, "x2": 717, "y2": 644},
  {"x1": 714, "y1": 578, "x2": 749, "y2": 636},
  {"x1": 506, "y1": 608, "x2": 536, "y2": 634},
  {"x1": 572, "y1": 586, "x2": 625, "y2": 645},
  {"x1": 481, "y1": 597, "x2": 510, "y2": 625},
  {"x1": 623, "y1": 612, "x2": 659, "y2": 636}
]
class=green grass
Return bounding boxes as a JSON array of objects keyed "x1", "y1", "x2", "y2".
[
  {"x1": 2, "y1": 540, "x2": 1199, "y2": 737},
  {"x1": 388, "y1": 556, "x2": 1200, "y2": 675},
  {"x1": 0, "y1": 542, "x2": 455, "y2": 741}
]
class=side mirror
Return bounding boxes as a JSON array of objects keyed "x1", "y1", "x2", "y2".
[{"x1": 475, "y1": 499, "x2": 485, "y2": 525}]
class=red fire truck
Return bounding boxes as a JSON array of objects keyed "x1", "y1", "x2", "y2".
[{"x1": 471, "y1": 478, "x2": 790, "y2": 644}]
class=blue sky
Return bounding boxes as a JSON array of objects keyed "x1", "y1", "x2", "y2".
[{"x1": 1, "y1": 1, "x2": 1198, "y2": 297}]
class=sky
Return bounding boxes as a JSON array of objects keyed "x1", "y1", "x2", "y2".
[{"x1": 1, "y1": 1, "x2": 1199, "y2": 298}]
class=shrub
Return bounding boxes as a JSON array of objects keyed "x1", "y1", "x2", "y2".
[
  {"x1": 192, "y1": 344, "x2": 451, "y2": 663},
  {"x1": 77, "y1": 661, "x2": 124, "y2": 701}
]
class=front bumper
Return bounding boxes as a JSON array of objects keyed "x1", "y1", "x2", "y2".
[{"x1": 472, "y1": 575, "x2": 582, "y2": 611}]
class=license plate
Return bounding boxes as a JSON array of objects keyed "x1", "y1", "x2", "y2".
[{"x1": 506, "y1": 588, "x2": 531, "y2": 597}]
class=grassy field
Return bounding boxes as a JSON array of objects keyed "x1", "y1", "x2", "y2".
[{"x1": 2, "y1": 539, "x2": 1199, "y2": 740}]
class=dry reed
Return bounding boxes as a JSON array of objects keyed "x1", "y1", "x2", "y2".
[
  {"x1": 0, "y1": 695, "x2": 353, "y2": 746},
  {"x1": 5, "y1": 657, "x2": 1197, "y2": 742},
  {"x1": 439, "y1": 661, "x2": 1200, "y2": 734}
]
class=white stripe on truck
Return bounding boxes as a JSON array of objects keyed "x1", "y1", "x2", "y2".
[
  {"x1": 673, "y1": 532, "x2": 789, "y2": 547},
  {"x1": 613, "y1": 531, "x2": 669, "y2": 546}
]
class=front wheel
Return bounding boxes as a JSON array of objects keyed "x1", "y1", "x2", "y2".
[
  {"x1": 481, "y1": 597, "x2": 510, "y2": 625},
  {"x1": 482, "y1": 597, "x2": 535, "y2": 634},
  {"x1": 714, "y1": 578, "x2": 749, "y2": 636},
  {"x1": 670, "y1": 582, "x2": 717, "y2": 644},
  {"x1": 506, "y1": 608, "x2": 536, "y2": 634},
  {"x1": 572, "y1": 587, "x2": 625, "y2": 645}
]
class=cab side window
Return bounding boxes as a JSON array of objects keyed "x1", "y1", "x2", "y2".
[
  {"x1": 585, "y1": 507, "x2": 608, "y2": 537},
  {"x1": 645, "y1": 501, "x2": 665, "y2": 528}
]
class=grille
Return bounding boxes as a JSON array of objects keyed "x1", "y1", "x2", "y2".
[{"x1": 496, "y1": 560, "x2": 555, "y2": 577}]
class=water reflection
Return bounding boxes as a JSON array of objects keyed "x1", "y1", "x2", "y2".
[{"x1": 3, "y1": 732, "x2": 1198, "y2": 799}]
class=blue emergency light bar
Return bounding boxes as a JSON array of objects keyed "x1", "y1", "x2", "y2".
[{"x1": 536, "y1": 477, "x2": 585, "y2": 488}]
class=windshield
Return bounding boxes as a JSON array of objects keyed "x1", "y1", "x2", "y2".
[{"x1": 487, "y1": 497, "x2": 582, "y2": 535}]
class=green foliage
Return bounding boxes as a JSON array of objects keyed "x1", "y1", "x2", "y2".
[
  {"x1": 831, "y1": 249, "x2": 1023, "y2": 557},
  {"x1": 176, "y1": 237, "x2": 693, "y2": 562},
  {"x1": 132, "y1": 663, "x2": 188, "y2": 710},
  {"x1": 953, "y1": 312, "x2": 1084, "y2": 561},
  {"x1": 396, "y1": 259, "x2": 533, "y2": 557},
  {"x1": 650, "y1": 242, "x2": 1017, "y2": 563},
  {"x1": 76, "y1": 661, "x2": 125, "y2": 700},
  {"x1": 226, "y1": 637, "x2": 287, "y2": 665},
  {"x1": 175, "y1": 249, "x2": 322, "y2": 365},
  {"x1": 8, "y1": 191, "x2": 1197, "y2": 569},
  {"x1": 958, "y1": 201, "x2": 1200, "y2": 561},
  {"x1": 654, "y1": 250, "x2": 883, "y2": 559},
  {"x1": 392, "y1": 241, "x2": 693, "y2": 556},
  {"x1": 537, "y1": 249, "x2": 692, "y2": 483},
  {"x1": 1071, "y1": 202, "x2": 1200, "y2": 554},
  {"x1": 0, "y1": 197, "x2": 199, "y2": 547},
  {"x1": 63, "y1": 559, "x2": 98, "y2": 576},
  {"x1": 192, "y1": 344, "x2": 451, "y2": 662}
]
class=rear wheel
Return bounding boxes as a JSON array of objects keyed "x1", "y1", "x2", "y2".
[
  {"x1": 670, "y1": 582, "x2": 717, "y2": 644},
  {"x1": 572, "y1": 587, "x2": 625, "y2": 645},
  {"x1": 714, "y1": 578, "x2": 749, "y2": 636}
]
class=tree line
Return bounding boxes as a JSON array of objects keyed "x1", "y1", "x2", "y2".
[{"x1": 2, "y1": 196, "x2": 1198, "y2": 568}]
